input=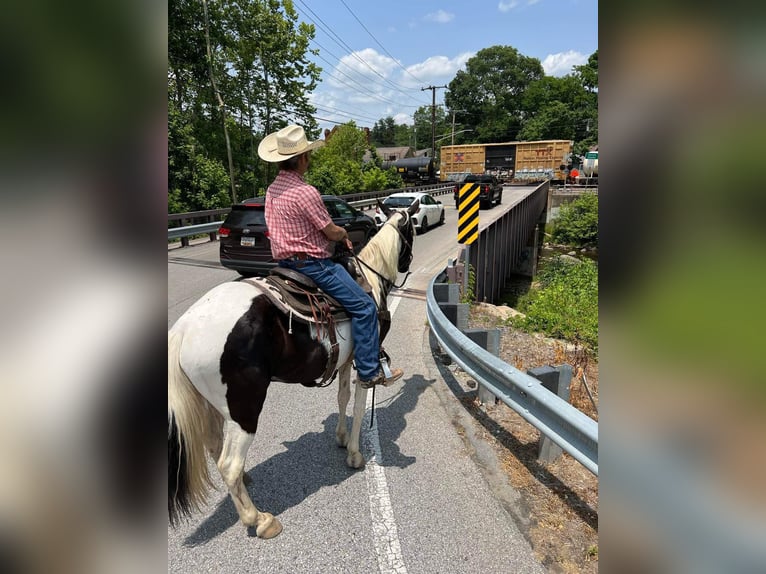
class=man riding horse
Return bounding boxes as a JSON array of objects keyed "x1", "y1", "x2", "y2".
[{"x1": 258, "y1": 125, "x2": 404, "y2": 389}]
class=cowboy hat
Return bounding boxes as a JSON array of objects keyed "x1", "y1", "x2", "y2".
[{"x1": 257, "y1": 125, "x2": 324, "y2": 163}]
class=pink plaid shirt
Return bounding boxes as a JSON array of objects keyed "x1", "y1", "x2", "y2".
[{"x1": 264, "y1": 170, "x2": 333, "y2": 260}]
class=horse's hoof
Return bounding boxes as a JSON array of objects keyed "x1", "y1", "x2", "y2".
[
  {"x1": 346, "y1": 451, "x2": 366, "y2": 469},
  {"x1": 256, "y1": 513, "x2": 282, "y2": 539},
  {"x1": 336, "y1": 432, "x2": 348, "y2": 448}
]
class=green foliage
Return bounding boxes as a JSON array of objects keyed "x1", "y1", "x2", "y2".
[
  {"x1": 370, "y1": 116, "x2": 397, "y2": 146},
  {"x1": 443, "y1": 45, "x2": 597, "y2": 155},
  {"x1": 168, "y1": 0, "x2": 320, "y2": 213},
  {"x1": 551, "y1": 192, "x2": 598, "y2": 247},
  {"x1": 460, "y1": 264, "x2": 476, "y2": 303},
  {"x1": 360, "y1": 167, "x2": 392, "y2": 192},
  {"x1": 306, "y1": 122, "x2": 397, "y2": 194},
  {"x1": 512, "y1": 258, "x2": 598, "y2": 354},
  {"x1": 445, "y1": 46, "x2": 544, "y2": 142}
]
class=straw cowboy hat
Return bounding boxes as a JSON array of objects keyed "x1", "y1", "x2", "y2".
[{"x1": 257, "y1": 125, "x2": 324, "y2": 163}]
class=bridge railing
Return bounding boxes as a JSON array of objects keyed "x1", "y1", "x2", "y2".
[
  {"x1": 425, "y1": 270, "x2": 598, "y2": 475},
  {"x1": 167, "y1": 183, "x2": 455, "y2": 242},
  {"x1": 465, "y1": 181, "x2": 549, "y2": 303}
]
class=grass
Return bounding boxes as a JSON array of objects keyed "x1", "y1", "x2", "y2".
[{"x1": 508, "y1": 257, "x2": 598, "y2": 356}]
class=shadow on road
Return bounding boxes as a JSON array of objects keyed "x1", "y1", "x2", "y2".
[{"x1": 183, "y1": 375, "x2": 429, "y2": 546}]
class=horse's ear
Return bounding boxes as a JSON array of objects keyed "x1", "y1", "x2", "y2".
[
  {"x1": 407, "y1": 199, "x2": 420, "y2": 216},
  {"x1": 377, "y1": 199, "x2": 393, "y2": 217}
]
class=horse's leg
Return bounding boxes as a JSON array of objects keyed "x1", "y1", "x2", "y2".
[
  {"x1": 206, "y1": 412, "x2": 254, "y2": 486},
  {"x1": 346, "y1": 383, "x2": 368, "y2": 469},
  {"x1": 335, "y1": 362, "x2": 352, "y2": 448},
  {"x1": 217, "y1": 420, "x2": 282, "y2": 538}
]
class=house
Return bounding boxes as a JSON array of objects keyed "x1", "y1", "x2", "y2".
[{"x1": 370, "y1": 146, "x2": 413, "y2": 162}]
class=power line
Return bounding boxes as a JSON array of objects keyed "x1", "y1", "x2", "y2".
[
  {"x1": 313, "y1": 103, "x2": 380, "y2": 123},
  {"x1": 294, "y1": 0, "x2": 426, "y2": 106},
  {"x1": 337, "y1": 0, "x2": 425, "y2": 85},
  {"x1": 310, "y1": 38, "x2": 422, "y2": 109}
]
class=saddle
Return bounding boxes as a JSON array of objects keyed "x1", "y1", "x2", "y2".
[{"x1": 242, "y1": 257, "x2": 391, "y2": 388}]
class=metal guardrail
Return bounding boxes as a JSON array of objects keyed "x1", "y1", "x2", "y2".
[
  {"x1": 426, "y1": 271, "x2": 598, "y2": 475},
  {"x1": 167, "y1": 184, "x2": 455, "y2": 242}
]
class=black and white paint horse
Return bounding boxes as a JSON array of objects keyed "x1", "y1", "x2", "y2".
[{"x1": 168, "y1": 200, "x2": 418, "y2": 538}]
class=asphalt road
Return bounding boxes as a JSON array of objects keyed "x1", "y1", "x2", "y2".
[{"x1": 167, "y1": 189, "x2": 545, "y2": 573}]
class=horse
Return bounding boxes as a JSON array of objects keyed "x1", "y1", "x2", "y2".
[{"x1": 168, "y1": 199, "x2": 419, "y2": 538}]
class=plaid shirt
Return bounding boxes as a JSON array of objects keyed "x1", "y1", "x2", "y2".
[{"x1": 264, "y1": 170, "x2": 333, "y2": 260}]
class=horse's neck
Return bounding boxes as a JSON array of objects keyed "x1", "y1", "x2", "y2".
[{"x1": 358, "y1": 221, "x2": 400, "y2": 305}]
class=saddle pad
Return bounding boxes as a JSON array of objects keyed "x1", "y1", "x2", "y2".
[{"x1": 242, "y1": 277, "x2": 349, "y2": 324}]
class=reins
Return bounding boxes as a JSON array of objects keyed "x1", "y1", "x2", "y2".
[
  {"x1": 352, "y1": 214, "x2": 414, "y2": 292},
  {"x1": 347, "y1": 212, "x2": 414, "y2": 428}
]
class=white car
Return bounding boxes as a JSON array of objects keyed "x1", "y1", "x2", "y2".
[{"x1": 374, "y1": 192, "x2": 445, "y2": 233}]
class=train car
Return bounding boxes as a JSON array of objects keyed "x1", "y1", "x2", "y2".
[
  {"x1": 440, "y1": 140, "x2": 573, "y2": 183},
  {"x1": 384, "y1": 156, "x2": 437, "y2": 185},
  {"x1": 439, "y1": 144, "x2": 486, "y2": 180}
]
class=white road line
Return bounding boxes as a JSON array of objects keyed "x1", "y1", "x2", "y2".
[{"x1": 362, "y1": 294, "x2": 408, "y2": 574}]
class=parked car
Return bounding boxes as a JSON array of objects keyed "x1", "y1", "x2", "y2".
[
  {"x1": 374, "y1": 192, "x2": 445, "y2": 233},
  {"x1": 219, "y1": 195, "x2": 377, "y2": 276},
  {"x1": 453, "y1": 174, "x2": 503, "y2": 209}
]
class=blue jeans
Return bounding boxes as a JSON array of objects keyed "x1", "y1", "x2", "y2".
[{"x1": 279, "y1": 258, "x2": 380, "y2": 380}]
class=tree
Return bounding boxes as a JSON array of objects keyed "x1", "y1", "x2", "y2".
[
  {"x1": 306, "y1": 122, "x2": 401, "y2": 194},
  {"x1": 370, "y1": 116, "x2": 396, "y2": 146},
  {"x1": 445, "y1": 46, "x2": 544, "y2": 143},
  {"x1": 518, "y1": 75, "x2": 591, "y2": 142},
  {"x1": 412, "y1": 105, "x2": 448, "y2": 151},
  {"x1": 573, "y1": 50, "x2": 598, "y2": 93},
  {"x1": 168, "y1": 0, "x2": 321, "y2": 212}
]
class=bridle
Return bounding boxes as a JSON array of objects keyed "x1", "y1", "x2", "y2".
[{"x1": 353, "y1": 211, "x2": 414, "y2": 291}]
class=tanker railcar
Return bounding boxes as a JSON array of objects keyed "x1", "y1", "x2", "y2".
[{"x1": 383, "y1": 156, "x2": 437, "y2": 186}]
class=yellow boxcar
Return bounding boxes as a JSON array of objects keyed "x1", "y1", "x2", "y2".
[
  {"x1": 440, "y1": 140, "x2": 573, "y2": 182},
  {"x1": 440, "y1": 144, "x2": 485, "y2": 180},
  {"x1": 514, "y1": 140, "x2": 573, "y2": 182}
]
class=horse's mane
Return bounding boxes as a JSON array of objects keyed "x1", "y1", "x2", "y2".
[{"x1": 357, "y1": 212, "x2": 407, "y2": 286}]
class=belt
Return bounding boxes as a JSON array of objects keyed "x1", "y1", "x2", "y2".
[{"x1": 284, "y1": 253, "x2": 315, "y2": 261}]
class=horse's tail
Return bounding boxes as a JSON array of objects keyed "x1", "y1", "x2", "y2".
[{"x1": 168, "y1": 329, "x2": 222, "y2": 527}]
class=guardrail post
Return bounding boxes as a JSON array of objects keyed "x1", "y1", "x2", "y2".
[
  {"x1": 207, "y1": 215, "x2": 218, "y2": 242},
  {"x1": 528, "y1": 365, "x2": 573, "y2": 464},
  {"x1": 464, "y1": 329, "x2": 501, "y2": 405},
  {"x1": 433, "y1": 280, "x2": 469, "y2": 331},
  {"x1": 432, "y1": 282, "x2": 460, "y2": 305}
]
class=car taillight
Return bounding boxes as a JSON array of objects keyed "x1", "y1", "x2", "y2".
[
  {"x1": 264, "y1": 230, "x2": 270, "y2": 238},
  {"x1": 483, "y1": 185, "x2": 489, "y2": 193},
  {"x1": 219, "y1": 227, "x2": 230, "y2": 238}
]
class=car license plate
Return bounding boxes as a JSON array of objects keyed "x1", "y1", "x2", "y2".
[{"x1": 240, "y1": 237, "x2": 255, "y2": 247}]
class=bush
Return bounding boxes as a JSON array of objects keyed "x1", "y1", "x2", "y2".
[
  {"x1": 552, "y1": 192, "x2": 598, "y2": 247},
  {"x1": 511, "y1": 257, "x2": 598, "y2": 354}
]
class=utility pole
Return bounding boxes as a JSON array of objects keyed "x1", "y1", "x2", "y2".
[{"x1": 421, "y1": 85, "x2": 447, "y2": 159}]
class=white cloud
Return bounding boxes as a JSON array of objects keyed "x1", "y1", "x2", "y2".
[
  {"x1": 424, "y1": 10, "x2": 454, "y2": 23},
  {"x1": 498, "y1": 1, "x2": 519, "y2": 12},
  {"x1": 332, "y1": 48, "x2": 398, "y2": 86},
  {"x1": 313, "y1": 50, "x2": 476, "y2": 131},
  {"x1": 542, "y1": 50, "x2": 588, "y2": 76},
  {"x1": 393, "y1": 112, "x2": 412, "y2": 125},
  {"x1": 401, "y1": 52, "x2": 474, "y2": 87}
]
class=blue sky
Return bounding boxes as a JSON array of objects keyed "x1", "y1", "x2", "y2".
[{"x1": 291, "y1": 0, "x2": 598, "y2": 135}]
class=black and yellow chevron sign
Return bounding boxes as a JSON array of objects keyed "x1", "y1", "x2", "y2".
[{"x1": 457, "y1": 183, "x2": 480, "y2": 244}]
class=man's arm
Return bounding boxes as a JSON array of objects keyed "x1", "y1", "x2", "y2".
[{"x1": 322, "y1": 222, "x2": 353, "y2": 250}]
